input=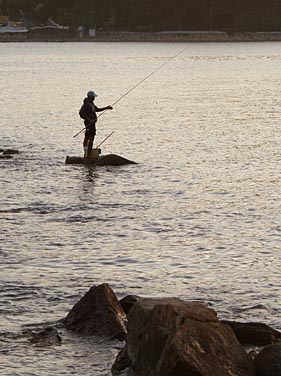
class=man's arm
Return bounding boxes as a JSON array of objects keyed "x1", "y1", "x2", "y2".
[{"x1": 95, "y1": 105, "x2": 113, "y2": 112}]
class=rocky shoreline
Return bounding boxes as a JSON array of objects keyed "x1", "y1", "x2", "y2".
[{"x1": 31, "y1": 283, "x2": 281, "y2": 376}]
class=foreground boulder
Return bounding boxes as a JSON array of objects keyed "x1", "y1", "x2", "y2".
[
  {"x1": 112, "y1": 297, "x2": 255, "y2": 376},
  {"x1": 254, "y1": 343, "x2": 281, "y2": 375},
  {"x1": 222, "y1": 320, "x2": 281, "y2": 346},
  {"x1": 64, "y1": 283, "x2": 127, "y2": 340}
]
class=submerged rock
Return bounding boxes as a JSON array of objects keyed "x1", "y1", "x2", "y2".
[
  {"x1": 222, "y1": 320, "x2": 281, "y2": 346},
  {"x1": 64, "y1": 283, "x2": 127, "y2": 340},
  {"x1": 0, "y1": 148, "x2": 20, "y2": 159},
  {"x1": 0, "y1": 155, "x2": 13, "y2": 159},
  {"x1": 30, "y1": 327, "x2": 62, "y2": 346},
  {"x1": 96, "y1": 154, "x2": 136, "y2": 166},
  {"x1": 112, "y1": 297, "x2": 255, "y2": 376},
  {"x1": 65, "y1": 154, "x2": 136, "y2": 166},
  {"x1": 2, "y1": 149, "x2": 19, "y2": 155}
]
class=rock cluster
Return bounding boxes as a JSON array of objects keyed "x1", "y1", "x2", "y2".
[
  {"x1": 36, "y1": 283, "x2": 281, "y2": 375},
  {"x1": 112, "y1": 297, "x2": 255, "y2": 376}
]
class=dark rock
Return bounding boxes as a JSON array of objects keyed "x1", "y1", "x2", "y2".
[
  {"x1": 119, "y1": 295, "x2": 140, "y2": 315},
  {"x1": 111, "y1": 346, "x2": 132, "y2": 375},
  {"x1": 254, "y1": 343, "x2": 281, "y2": 375},
  {"x1": 0, "y1": 155, "x2": 13, "y2": 159},
  {"x1": 113, "y1": 297, "x2": 255, "y2": 376},
  {"x1": 3, "y1": 149, "x2": 19, "y2": 155},
  {"x1": 248, "y1": 350, "x2": 257, "y2": 360},
  {"x1": 65, "y1": 156, "x2": 94, "y2": 164},
  {"x1": 222, "y1": 320, "x2": 281, "y2": 346},
  {"x1": 65, "y1": 154, "x2": 137, "y2": 166},
  {"x1": 95, "y1": 154, "x2": 136, "y2": 166},
  {"x1": 30, "y1": 327, "x2": 62, "y2": 346},
  {"x1": 64, "y1": 283, "x2": 127, "y2": 340}
]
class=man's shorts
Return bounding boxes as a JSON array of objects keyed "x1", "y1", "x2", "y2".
[{"x1": 85, "y1": 124, "x2": 96, "y2": 137}]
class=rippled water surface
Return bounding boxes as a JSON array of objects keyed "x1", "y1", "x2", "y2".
[{"x1": 1, "y1": 41, "x2": 281, "y2": 375}]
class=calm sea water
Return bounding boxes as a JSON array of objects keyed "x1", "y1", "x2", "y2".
[{"x1": 0, "y1": 41, "x2": 281, "y2": 375}]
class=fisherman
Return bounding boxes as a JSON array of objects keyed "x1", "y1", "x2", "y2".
[{"x1": 79, "y1": 90, "x2": 113, "y2": 158}]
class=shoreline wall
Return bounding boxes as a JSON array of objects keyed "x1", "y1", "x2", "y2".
[
  {"x1": 94, "y1": 31, "x2": 281, "y2": 43},
  {"x1": 1, "y1": 31, "x2": 281, "y2": 43}
]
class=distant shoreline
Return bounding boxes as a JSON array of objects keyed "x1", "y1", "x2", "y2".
[
  {"x1": 84, "y1": 31, "x2": 281, "y2": 43},
  {"x1": 1, "y1": 31, "x2": 281, "y2": 43}
]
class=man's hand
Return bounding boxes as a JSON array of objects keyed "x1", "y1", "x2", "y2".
[{"x1": 107, "y1": 106, "x2": 113, "y2": 110}]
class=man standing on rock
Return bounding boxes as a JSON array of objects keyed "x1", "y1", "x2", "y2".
[{"x1": 79, "y1": 90, "x2": 113, "y2": 158}]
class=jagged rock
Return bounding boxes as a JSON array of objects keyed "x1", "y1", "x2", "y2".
[
  {"x1": 64, "y1": 283, "x2": 127, "y2": 340},
  {"x1": 30, "y1": 327, "x2": 62, "y2": 346},
  {"x1": 119, "y1": 295, "x2": 140, "y2": 315},
  {"x1": 221, "y1": 320, "x2": 281, "y2": 346},
  {"x1": 254, "y1": 343, "x2": 281, "y2": 375},
  {"x1": 112, "y1": 297, "x2": 255, "y2": 376}
]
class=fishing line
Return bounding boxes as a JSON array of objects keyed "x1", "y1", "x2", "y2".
[{"x1": 73, "y1": 46, "x2": 187, "y2": 138}]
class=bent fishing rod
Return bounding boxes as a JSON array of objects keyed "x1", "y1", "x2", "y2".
[{"x1": 73, "y1": 46, "x2": 187, "y2": 138}]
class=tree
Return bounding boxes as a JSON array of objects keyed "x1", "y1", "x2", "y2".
[{"x1": 2, "y1": 0, "x2": 281, "y2": 31}]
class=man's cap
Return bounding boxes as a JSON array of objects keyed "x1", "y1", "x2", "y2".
[{"x1": 87, "y1": 90, "x2": 98, "y2": 98}]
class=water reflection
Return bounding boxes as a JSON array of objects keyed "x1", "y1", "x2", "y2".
[{"x1": 1, "y1": 42, "x2": 281, "y2": 375}]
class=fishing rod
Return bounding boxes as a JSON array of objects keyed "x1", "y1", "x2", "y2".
[
  {"x1": 73, "y1": 46, "x2": 187, "y2": 138},
  {"x1": 95, "y1": 131, "x2": 114, "y2": 149}
]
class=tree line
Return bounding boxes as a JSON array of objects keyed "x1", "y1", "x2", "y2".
[{"x1": 1, "y1": 0, "x2": 281, "y2": 32}]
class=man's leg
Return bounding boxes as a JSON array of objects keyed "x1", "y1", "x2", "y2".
[
  {"x1": 83, "y1": 135, "x2": 89, "y2": 158},
  {"x1": 87, "y1": 136, "x2": 95, "y2": 158}
]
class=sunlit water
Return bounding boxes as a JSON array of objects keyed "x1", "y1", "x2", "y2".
[{"x1": 0, "y1": 41, "x2": 281, "y2": 375}]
